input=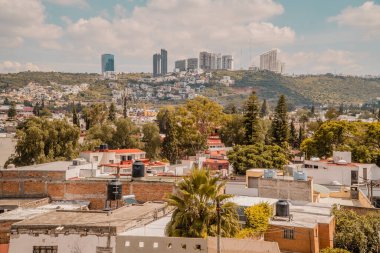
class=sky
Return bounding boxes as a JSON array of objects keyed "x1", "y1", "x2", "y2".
[{"x1": 0, "y1": 0, "x2": 380, "y2": 75}]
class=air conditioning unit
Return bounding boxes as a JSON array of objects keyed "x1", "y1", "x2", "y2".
[
  {"x1": 293, "y1": 171, "x2": 307, "y2": 181},
  {"x1": 264, "y1": 169, "x2": 277, "y2": 179}
]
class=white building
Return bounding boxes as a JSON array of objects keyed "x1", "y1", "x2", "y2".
[
  {"x1": 259, "y1": 49, "x2": 284, "y2": 73},
  {"x1": 286, "y1": 151, "x2": 380, "y2": 186},
  {"x1": 80, "y1": 148, "x2": 146, "y2": 164}
]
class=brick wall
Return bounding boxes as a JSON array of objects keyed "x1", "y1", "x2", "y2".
[{"x1": 0, "y1": 175, "x2": 175, "y2": 210}]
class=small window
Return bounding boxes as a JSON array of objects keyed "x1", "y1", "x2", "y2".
[
  {"x1": 313, "y1": 165, "x2": 318, "y2": 169},
  {"x1": 33, "y1": 246, "x2": 58, "y2": 253},
  {"x1": 283, "y1": 229, "x2": 294, "y2": 240},
  {"x1": 125, "y1": 241, "x2": 130, "y2": 247},
  {"x1": 168, "y1": 243, "x2": 172, "y2": 249},
  {"x1": 181, "y1": 244, "x2": 187, "y2": 249},
  {"x1": 139, "y1": 242, "x2": 144, "y2": 248},
  {"x1": 153, "y1": 242, "x2": 158, "y2": 248},
  {"x1": 109, "y1": 160, "x2": 114, "y2": 164},
  {"x1": 93, "y1": 156, "x2": 98, "y2": 162},
  {"x1": 195, "y1": 244, "x2": 202, "y2": 250}
]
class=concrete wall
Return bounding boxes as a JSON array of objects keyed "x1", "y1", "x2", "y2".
[
  {"x1": 0, "y1": 172, "x2": 175, "y2": 210},
  {"x1": 258, "y1": 178, "x2": 313, "y2": 202},
  {"x1": 225, "y1": 182, "x2": 258, "y2": 197},
  {"x1": 318, "y1": 219, "x2": 335, "y2": 250},
  {"x1": 116, "y1": 236, "x2": 281, "y2": 253},
  {"x1": 9, "y1": 233, "x2": 115, "y2": 253}
]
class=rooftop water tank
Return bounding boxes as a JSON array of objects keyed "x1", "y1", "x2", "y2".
[
  {"x1": 293, "y1": 171, "x2": 307, "y2": 181},
  {"x1": 107, "y1": 179, "x2": 122, "y2": 200},
  {"x1": 276, "y1": 200, "x2": 290, "y2": 217},
  {"x1": 132, "y1": 160, "x2": 145, "y2": 178},
  {"x1": 264, "y1": 169, "x2": 277, "y2": 179}
]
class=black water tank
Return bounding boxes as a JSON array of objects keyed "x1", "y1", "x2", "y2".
[
  {"x1": 132, "y1": 160, "x2": 145, "y2": 178},
  {"x1": 107, "y1": 179, "x2": 122, "y2": 200},
  {"x1": 276, "y1": 200, "x2": 290, "y2": 217}
]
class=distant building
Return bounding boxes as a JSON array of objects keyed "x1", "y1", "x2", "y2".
[
  {"x1": 161, "y1": 49, "x2": 168, "y2": 75},
  {"x1": 199, "y1": 51, "x2": 211, "y2": 70},
  {"x1": 153, "y1": 53, "x2": 161, "y2": 77},
  {"x1": 174, "y1": 59, "x2": 186, "y2": 72},
  {"x1": 152, "y1": 49, "x2": 167, "y2": 76},
  {"x1": 259, "y1": 49, "x2": 284, "y2": 73},
  {"x1": 101, "y1": 54, "x2": 114, "y2": 73},
  {"x1": 187, "y1": 58, "x2": 198, "y2": 70},
  {"x1": 216, "y1": 54, "x2": 222, "y2": 70},
  {"x1": 222, "y1": 55, "x2": 233, "y2": 70}
]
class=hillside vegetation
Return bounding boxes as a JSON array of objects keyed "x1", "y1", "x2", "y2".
[
  {"x1": 1, "y1": 71, "x2": 380, "y2": 106},
  {"x1": 213, "y1": 70, "x2": 380, "y2": 106}
]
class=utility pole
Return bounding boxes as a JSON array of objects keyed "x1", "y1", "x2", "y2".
[{"x1": 216, "y1": 199, "x2": 221, "y2": 253}]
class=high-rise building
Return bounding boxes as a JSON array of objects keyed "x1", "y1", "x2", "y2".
[
  {"x1": 216, "y1": 54, "x2": 222, "y2": 70},
  {"x1": 174, "y1": 59, "x2": 187, "y2": 72},
  {"x1": 199, "y1": 51, "x2": 211, "y2": 70},
  {"x1": 222, "y1": 55, "x2": 233, "y2": 70},
  {"x1": 187, "y1": 58, "x2": 198, "y2": 70},
  {"x1": 259, "y1": 49, "x2": 284, "y2": 73},
  {"x1": 161, "y1": 49, "x2": 167, "y2": 75},
  {"x1": 210, "y1": 53, "x2": 217, "y2": 70},
  {"x1": 101, "y1": 54, "x2": 114, "y2": 73},
  {"x1": 153, "y1": 53, "x2": 161, "y2": 77}
]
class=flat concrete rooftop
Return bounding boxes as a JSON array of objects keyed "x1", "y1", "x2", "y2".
[
  {"x1": 12, "y1": 202, "x2": 168, "y2": 232},
  {"x1": 2, "y1": 161, "x2": 72, "y2": 171}
]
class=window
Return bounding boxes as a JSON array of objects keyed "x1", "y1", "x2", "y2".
[
  {"x1": 283, "y1": 229, "x2": 294, "y2": 240},
  {"x1": 109, "y1": 160, "x2": 114, "y2": 164},
  {"x1": 304, "y1": 164, "x2": 312, "y2": 168},
  {"x1": 93, "y1": 156, "x2": 98, "y2": 162},
  {"x1": 313, "y1": 165, "x2": 318, "y2": 169},
  {"x1": 33, "y1": 246, "x2": 58, "y2": 253}
]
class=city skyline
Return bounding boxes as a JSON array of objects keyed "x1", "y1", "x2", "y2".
[{"x1": 1, "y1": 0, "x2": 380, "y2": 75}]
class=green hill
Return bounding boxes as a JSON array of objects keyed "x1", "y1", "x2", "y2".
[{"x1": 212, "y1": 70, "x2": 380, "y2": 106}]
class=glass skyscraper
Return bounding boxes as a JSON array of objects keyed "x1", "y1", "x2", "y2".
[
  {"x1": 101, "y1": 54, "x2": 115, "y2": 73},
  {"x1": 160, "y1": 49, "x2": 167, "y2": 75}
]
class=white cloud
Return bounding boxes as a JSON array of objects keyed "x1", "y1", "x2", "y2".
[
  {"x1": 63, "y1": 0, "x2": 295, "y2": 72},
  {"x1": 329, "y1": 1, "x2": 380, "y2": 37},
  {"x1": 282, "y1": 49, "x2": 362, "y2": 75},
  {"x1": 0, "y1": 61, "x2": 41, "y2": 73},
  {"x1": 43, "y1": 0, "x2": 87, "y2": 7},
  {"x1": 0, "y1": 0, "x2": 62, "y2": 48}
]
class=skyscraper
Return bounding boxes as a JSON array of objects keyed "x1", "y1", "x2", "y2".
[
  {"x1": 216, "y1": 54, "x2": 222, "y2": 70},
  {"x1": 222, "y1": 55, "x2": 233, "y2": 70},
  {"x1": 199, "y1": 51, "x2": 212, "y2": 70},
  {"x1": 174, "y1": 59, "x2": 186, "y2": 72},
  {"x1": 187, "y1": 58, "x2": 198, "y2": 70},
  {"x1": 260, "y1": 49, "x2": 284, "y2": 73},
  {"x1": 101, "y1": 54, "x2": 114, "y2": 73},
  {"x1": 153, "y1": 53, "x2": 161, "y2": 77},
  {"x1": 161, "y1": 49, "x2": 167, "y2": 75}
]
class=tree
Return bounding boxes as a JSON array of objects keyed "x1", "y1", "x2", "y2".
[
  {"x1": 325, "y1": 108, "x2": 339, "y2": 120},
  {"x1": 260, "y1": 99, "x2": 268, "y2": 118},
  {"x1": 161, "y1": 112, "x2": 180, "y2": 164},
  {"x1": 108, "y1": 102, "x2": 116, "y2": 122},
  {"x1": 111, "y1": 118, "x2": 141, "y2": 149},
  {"x1": 339, "y1": 103, "x2": 344, "y2": 115},
  {"x1": 165, "y1": 168, "x2": 240, "y2": 238},
  {"x1": 157, "y1": 107, "x2": 175, "y2": 134},
  {"x1": 271, "y1": 95, "x2": 289, "y2": 147},
  {"x1": 223, "y1": 103, "x2": 238, "y2": 114},
  {"x1": 377, "y1": 109, "x2": 380, "y2": 122},
  {"x1": 289, "y1": 120, "x2": 297, "y2": 148},
  {"x1": 219, "y1": 114, "x2": 246, "y2": 146},
  {"x1": 184, "y1": 96, "x2": 224, "y2": 136},
  {"x1": 33, "y1": 102, "x2": 40, "y2": 116},
  {"x1": 298, "y1": 125, "x2": 305, "y2": 148},
  {"x1": 237, "y1": 202, "x2": 272, "y2": 239},
  {"x1": 227, "y1": 144, "x2": 289, "y2": 175},
  {"x1": 3, "y1": 97, "x2": 10, "y2": 105},
  {"x1": 85, "y1": 123, "x2": 115, "y2": 147},
  {"x1": 243, "y1": 91, "x2": 261, "y2": 144},
  {"x1": 72, "y1": 104, "x2": 80, "y2": 127},
  {"x1": 320, "y1": 248, "x2": 350, "y2": 253},
  {"x1": 39, "y1": 108, "x2": 52, "y2": 117},
  {"x1": 310, "y1": 104, "x2": 315, "y2": 116},
  {"x1": 6, "y1": 117, "x2": 80, "y2": 167},
  {"x1": 7, "y1": 102, "x2": 17, "y2": 119},
  {"x1": 332, "y1": 207, "x2": 380, "y2": 253},
  {"x1": 142, "y1": 122, "x2": 161, "y2": 160},
  {"x1": 82, "y1": 103, "x2": 108, "y2": 130},
  {"x1": 123, "y1": 96, "x2": 128, "y2": 118}
]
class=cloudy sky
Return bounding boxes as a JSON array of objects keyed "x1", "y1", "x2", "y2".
[{"x1": 0, "y1": 0, "x2": 379, "y2": 75}]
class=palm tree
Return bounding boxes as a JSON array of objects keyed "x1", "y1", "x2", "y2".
[{"x1": 165, "y1": 168, "x2": 240, "y2": 238}]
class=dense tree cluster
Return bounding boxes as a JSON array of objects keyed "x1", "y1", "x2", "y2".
[
  {"x1": 6, "y1": 117, "x2": 80, "y2": 167},
  {"x1": 301, "y1": 121, "x2": 380, "y2": 166},
  {"x1": 333, "y1": 207, "x2": 380, "y2": 253}
]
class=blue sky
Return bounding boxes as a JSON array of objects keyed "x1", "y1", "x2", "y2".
[{"x1": 1, "y1": 0, "x2": 380, "y2": 75}]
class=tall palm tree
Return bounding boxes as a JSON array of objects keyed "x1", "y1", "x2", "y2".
[{"x1": 165, "y1": 168, "x2": 240, "y2": 238}]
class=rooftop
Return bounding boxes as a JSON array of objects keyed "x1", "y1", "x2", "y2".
[
  {"x1": 231, "y1": 196, "x2": 334, "y2": 228},
  {"x1": 3, "y1": 161, "x2": 72, "y2": 171},
  {"x1": 81, "y1": 149, "x2": 145, "y2": 154},
  {"x1": 12, "y1": 202, "x2": 168, "y2": 233}
]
